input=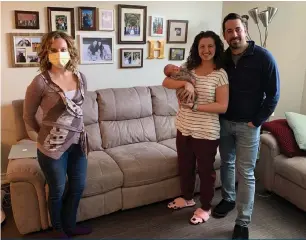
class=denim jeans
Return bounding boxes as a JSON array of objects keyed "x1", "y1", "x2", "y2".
[
  {"x1": 37, "y1": 144, "x2": 87, "y2": 232},
  {"x1": 219, "y1": 119, "x2": 261, "y2": 227}
]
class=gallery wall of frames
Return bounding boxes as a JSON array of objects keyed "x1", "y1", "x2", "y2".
[{"x1": 12, "y1": 4, "x2": 188, "y2": 69}]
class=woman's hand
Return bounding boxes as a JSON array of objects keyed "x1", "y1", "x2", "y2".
[
  {"x1": 184, "y1": 82, "x2": 195, "y2": 93},
  {"x1": 180, "y1": 102, "x2": 194, "y2": 109},
  {"x1": 182, "y1": 82, "x2": 195, "y2": 103}
]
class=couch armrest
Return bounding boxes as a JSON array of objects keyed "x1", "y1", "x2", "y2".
[
  {"x1": 6, "y1": 158, "x2": 50, "y2": 233},
  {"x1": 260, "y1": 132, "x2": 281, "y2": 158},
  {"x1": 6, "y1": 158, "x2": 45, "y2": 184},
  {"x1": 257, "y1": 133, "x2": 281, "y2": 191}
]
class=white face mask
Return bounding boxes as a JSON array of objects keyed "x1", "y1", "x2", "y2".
[{"x1": 48, "y1": 52, "x2": 71, "y2": 68}]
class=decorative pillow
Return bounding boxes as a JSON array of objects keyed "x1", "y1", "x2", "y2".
[
  {"x1": 285, "y1": 112, "x2": 306, "y2": 150},
  {"x1": 262, "y1": 119, "x2": 306, "y2": 158}
]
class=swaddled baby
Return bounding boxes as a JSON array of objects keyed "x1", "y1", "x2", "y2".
[{"x1": 164, "y1": 64, "x2": 197, "y2": 104}]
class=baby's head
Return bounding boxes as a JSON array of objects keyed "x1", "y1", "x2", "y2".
[{"x1": 164, "y1": 64, "x2": 180, "y2": 76}]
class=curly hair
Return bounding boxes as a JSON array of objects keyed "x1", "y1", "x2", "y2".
[
  {"x1": 186, "y1": 31, "x2": 225, "y2": 71},
  {"x1": 38, "y1": 31, "x2": 79, "y2": 73}
]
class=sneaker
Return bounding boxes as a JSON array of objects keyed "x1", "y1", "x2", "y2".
[
  {"x1": 232, "y1": 224, "x2": 249, "y2": 239},
  {"x1": 212, "y1": 199, "x2": 235, "y2": 218}
]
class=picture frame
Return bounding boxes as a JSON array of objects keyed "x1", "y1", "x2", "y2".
[
  {"x1": 120, "y1": 48, "x2": 143, "y2": 68},
  {"x1": 78, "y1": 34, "x2": 114, "y2": 64},
  {"x1": 167, "y1": 20, "x2": 189, "y2": 43},
  {"x1": 10, "y1": 33, "x2": 43, "y2": 68},
  {"x1": 118, "y1": 4, "x2": 147, "y2": 44},
  {"x1": 78, "y1": 7, "x2": 97, "y2": 31},
  {"x1": 169, "y1": 48, "x2": 185, "y2": 61},
  {"x1": 150, "y1": 16, "x2": 166, "y2": 37},
  {"x1": 98, "y1": 9, "x2": 114, "y2": 31},
  {"x1": 47, "y1": 7, "x2": 75, "y2": 38},
  {"x1": 14, "y1": 10, "x2": 40, "y2": 29}
]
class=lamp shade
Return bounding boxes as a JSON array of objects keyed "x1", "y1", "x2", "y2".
[
  {"x1": 258, "y1": 10, "x2": 269, "y2": 27},
  {"x1": 267, "y1": 6, "x2": 278, "y2": 23},
  {"x1": 248, "y1": 7, "x2": 259, "y2": 24}
]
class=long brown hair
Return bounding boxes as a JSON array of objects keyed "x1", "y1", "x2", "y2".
[
  {"x1": 186, "y1": 31, "x2": 225, "y2": 71},
  {"x1": 38, "y1": 31, "x2": 79, "y2": 73}
]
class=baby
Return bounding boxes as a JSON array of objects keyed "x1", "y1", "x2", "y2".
[{"x1": 164, "y1": 64, "x2": 197, "y2": 104}]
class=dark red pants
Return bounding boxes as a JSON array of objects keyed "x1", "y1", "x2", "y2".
[{"x1": 176, "y1": 130, "x2": 219, "y2": 211}]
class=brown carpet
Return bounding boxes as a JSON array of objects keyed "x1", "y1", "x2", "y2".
[{"x1": 2, "y1": 186, "x2": 306, "y2": 239}]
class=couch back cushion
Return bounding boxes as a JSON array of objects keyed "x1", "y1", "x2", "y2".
[
  {"x1": 97, "y1": 87, "x2": 156, "y2": 148},
  {"x1": 83, "y1": 91, "x2": 103, "y2": 151},
  {"x1": 149, "y1": 86, "x2": 178, "y2": 142}
]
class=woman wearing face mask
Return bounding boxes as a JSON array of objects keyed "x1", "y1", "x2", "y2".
[{"x1": 23, "y1": 31, "x2": 91, "y2": 238}]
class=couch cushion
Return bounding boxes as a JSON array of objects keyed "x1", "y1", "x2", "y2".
[
  {"x1": 158, "y1": 138, "x2": 222, "y2": 170},
  {"x1": 159, "y1": 138, "x2": 176, "y2": 151},
  {"x1": 83, "y1": 91, "x2": 103, "y2": 151},
  {"x1": 83, "y1": 151, "x2": 123, "y2": 197},
  {"x1": 97, "y1": 87, "x2": 153, "y2": 121},
  {"x1": 149, "y1": 86, "x2": 178, "y2": 116},
  {"x1": 154, "y1": 115, "x2": 177, "y2": 142},
  {"x1": 149, "y1": 86, "x2": 178, "y2": 142},
  {"x1": 262, "y1": 119, "x2": 306, "y2": 157},
  {"x1": 100, "y1": 117, "x2": 157, "y2": 149},
  {"x1": 105, "y1": 142, "x2": 178, "y2": 187},
  {"x1": 274, "y1": 154, "x2": 306, "y2": 189},
  {"x1": 285, "y1": 112, "x2": 306, "y2": 150},
  {"x1": 97, "y1": 87, "x2": 156, "y2": 148}
]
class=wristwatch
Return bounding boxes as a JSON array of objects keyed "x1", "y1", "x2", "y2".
[{"x1": 192, "y1": 103, "x2": 198, "y2": 112}]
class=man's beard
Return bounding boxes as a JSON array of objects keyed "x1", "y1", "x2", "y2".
[{"x1": 229, "y1": 37, "x2": 242, "y2": 49}]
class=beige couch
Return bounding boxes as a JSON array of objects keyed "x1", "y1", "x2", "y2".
[
  {"x1": 258, "y1": 133, "x2": 306, "y2": 212},
  {"x1": 7, "y1": 85, "x2": 223, "y2": 235}
]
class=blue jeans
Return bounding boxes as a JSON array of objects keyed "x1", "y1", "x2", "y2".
[
  {"x1": 37, "y1": 144, "x2": 87, "y2": 231},
  {"x1": 219, "y1": 119, "x2": 261, "y2": 227}
]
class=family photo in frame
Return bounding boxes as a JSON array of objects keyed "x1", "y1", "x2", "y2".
[
  {"x1": 10, "y1": 33, "x2": 43, "y2": 68},
  {"x1": 117, "y1": 4, "x2": 147, "y2": 44},
  {"x1": 99, "y1": 9, "x2": 114, "y2": 31},
  {"x1": 47, "y1": 7, "x2": 75, "y2": 38},
  {"x1": 79, "y1": 34, "x2": 114, "y2": 64},
  {"x1": 14, "y1": 10, "x2": 39, "y2": 29},
  {"x1": 169, "y1": 48, "x2": 185, "y2": 61},
  {"x1": 120, "y1": 48, "x2": 143, "y2": 68},
  {"x1": 167, "y1": 20, "x2": 188, "y2": 43},
  {"x1": 78, "y1": 7, "x2": 97, "y2": 31},
  {"x1": 150, "y1": 16, "x2": 165, "y2": 37}
]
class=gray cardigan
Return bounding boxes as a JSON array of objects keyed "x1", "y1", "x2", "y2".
[{"x1": 23, "y1": 70, "x2": 88, "y2": 160}]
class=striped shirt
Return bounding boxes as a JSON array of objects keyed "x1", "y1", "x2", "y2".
[{"x1": 176, "y1": 68, "x2": 228, "y2": 140}]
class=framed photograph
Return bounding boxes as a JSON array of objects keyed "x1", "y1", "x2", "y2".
[
  {"x1": 99, "y1": 9, "x2": 114, "y2": 31},
  {"x1": 120, "y1": 48, "x2": 143, "y2": 68},
  {"x1": 167, "y1": 20, "x2": 189, "y2": 43},
  {"x1": 169, "y1": 48, "x2": 185, "y2": 61},
  {"x1": 10, "y1": 33, "x2": 43, "y2": 68},
  {"x1": 78, "y1": 7, "x2": 97, "y2": 31},
  {"x1": 79, "y1": 34, "x2": 114, "y2": 64},
  {"x1": 118, "y1": 4, "x2": 147, "y2": 44},
  {"x1": 14, "y1": 10, "x2": 39, "y2": 29},
  {"x1": 47, "y1": 7, "x2": 75, "y2": 38},
  {"x1": 150, "y1": 16, "x2": 165, "y2": 37}
]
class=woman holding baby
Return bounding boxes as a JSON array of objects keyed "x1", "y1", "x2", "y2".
[{"x1": 162, "y1": 31, "x2": 229, "y2": 225}]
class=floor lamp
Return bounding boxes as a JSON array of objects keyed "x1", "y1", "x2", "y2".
[{"x1": 247, "y1": 6, "x2": 278, "y2": 48}]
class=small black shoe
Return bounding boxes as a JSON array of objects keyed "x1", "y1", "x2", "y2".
[
  {"x1": 212, "y1": 199, "x2": 235, "y2": 218},
  {"x1": 232, "y1": 224, "x2": 249, "y2": 239}
]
